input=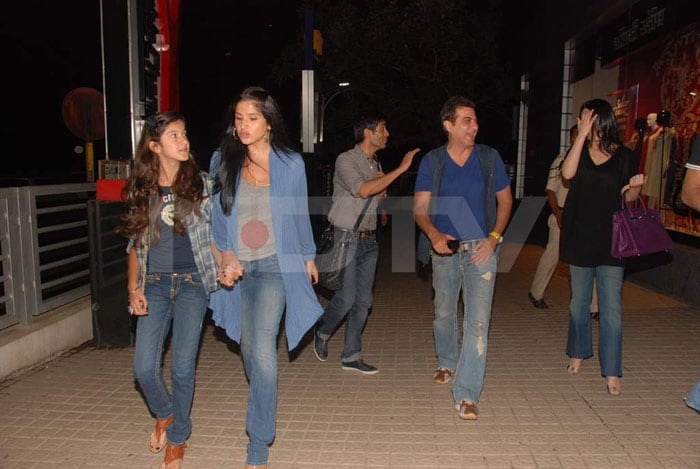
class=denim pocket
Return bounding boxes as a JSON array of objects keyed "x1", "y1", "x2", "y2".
[
  {"x1": 184, "y1": 273, "x2": 203, "y2": 289},
  {"x1": 468, "y1": 251, "x2": 498, "y2": 274}
]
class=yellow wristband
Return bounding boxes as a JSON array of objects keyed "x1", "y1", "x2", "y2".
[{"x1": 488, "y1": 231, "x2": 501, "y2": 240}]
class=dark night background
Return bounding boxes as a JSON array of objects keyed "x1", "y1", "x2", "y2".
[
  {"x1": 3, "y1": 0, "x2": 104, "y2": 182},
  {"x1": 3, "y1": 0, "x2": 304, "y2": 182},
  {"x1": 2, "y1": 0, "x2": 533, "y2": 186}
]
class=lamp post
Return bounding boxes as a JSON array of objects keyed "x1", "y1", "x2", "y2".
[{"x1": 319, "y1": 82, "x2": 350, "y2": 143}]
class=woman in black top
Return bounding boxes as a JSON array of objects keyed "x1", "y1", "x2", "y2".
[{"x1": 560, "y1": 99, "x2": 646, "y2": 396}]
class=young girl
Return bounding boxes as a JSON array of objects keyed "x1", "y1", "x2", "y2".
[
  {"x1": 118, "y1": 111, "x2": 224, "y2": 469},
  {"x1": 209, "y1": 86, "x2": 323, "y2": 469}
]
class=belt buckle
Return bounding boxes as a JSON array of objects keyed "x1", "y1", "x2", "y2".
[{"x1": 458, "y1": 239, "x2": 480, "y2": 252}]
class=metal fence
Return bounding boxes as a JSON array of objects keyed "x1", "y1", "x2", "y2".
[{"x1": 0, "y1": 184, "x2": 95, "y2": 330}]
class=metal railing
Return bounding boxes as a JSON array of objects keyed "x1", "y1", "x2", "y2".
[{"x1": 0, "y1": 184, "x2": 95, "y2": 330}]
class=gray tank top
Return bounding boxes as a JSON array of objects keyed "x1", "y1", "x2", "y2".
[{"x1": 237, "y1": 179, "x2": 276, "y2": 261}]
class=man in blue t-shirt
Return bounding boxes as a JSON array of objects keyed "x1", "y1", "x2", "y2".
[{"x1": 414, "y1": 96, "x2": 512, "y2": 421}]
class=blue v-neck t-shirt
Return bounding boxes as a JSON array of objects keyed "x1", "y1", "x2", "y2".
[{"x1": 415, "y1": 147, "x2": 510, "y2": 240}]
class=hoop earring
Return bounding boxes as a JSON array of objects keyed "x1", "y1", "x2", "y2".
[{"x1": 232, "y1": 128, "x2": 239, "y2": 141}]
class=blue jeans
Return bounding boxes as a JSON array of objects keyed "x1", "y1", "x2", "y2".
[
  {"x1": 431, "y1": 250, "x2": 497, "y2": 404},
  {"x1": 133, "y1": 272, "x2": 208, "y2": 445},
  {"x1": 239, "y1": 255, "x2": 286, "y2": 466},
  {"x1": 685, "y1": 379, "x2": 700, "y2": 412},
  {"x1": 567, "y1": 264, "x2": 624, "y2": 377},
  {"x1": 317, "y1": 237, "x2": 379, "y2": 362}
]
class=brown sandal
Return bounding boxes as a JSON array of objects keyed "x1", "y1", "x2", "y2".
[
  {"x1": 160, "y1": 442, "x2": 186, "y2": 469},
  {"x1": 149, "y1": 414, "x2": 173, "y2": 453}
]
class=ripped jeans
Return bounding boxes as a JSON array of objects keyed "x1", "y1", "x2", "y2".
[{"x1": 431, "y1": 250, "x2": 497, "y2": 404}]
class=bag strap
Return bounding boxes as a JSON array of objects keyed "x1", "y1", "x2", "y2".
[
  {"x1": 619, "y1": 186, "x2": 648, "y2": 213},
  {"x1": 352, "y1": 197, "x2": 374, "y2": 232}
]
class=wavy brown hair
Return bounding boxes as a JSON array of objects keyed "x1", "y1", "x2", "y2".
[{"x1": 117, "y1": 111, "x2": 204, "y2": 246}]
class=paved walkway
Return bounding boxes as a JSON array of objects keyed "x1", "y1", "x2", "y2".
[{"x1": 1, "y1": 239, "x2": 699, "y2": 468}]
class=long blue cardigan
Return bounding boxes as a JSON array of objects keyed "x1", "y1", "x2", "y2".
[{"x1": 208, "y1": 149, "x2": 323, "y2": 350}]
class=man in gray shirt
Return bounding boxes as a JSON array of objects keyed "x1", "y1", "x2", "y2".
[{"x1": 314, "y1": 114, "x2": 419, "y2": 374}]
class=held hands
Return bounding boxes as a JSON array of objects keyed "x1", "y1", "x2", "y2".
[
  {"x1": 218, "y1": 251, "x2": 244, "y2": 287},
  {"x1": 128, "y1": 288, "x2": 148, "y2": 316}
]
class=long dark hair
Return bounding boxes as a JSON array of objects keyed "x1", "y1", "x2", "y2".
[
  {"x1": 214, "y1": 86, "x2": 293, "y2": 215},
  {"x1": 580, "y1": 98, "x2": 622, "y2": 156},
  {"x1": 117, "y1": 111, "x2": 203, "y2": 244}
]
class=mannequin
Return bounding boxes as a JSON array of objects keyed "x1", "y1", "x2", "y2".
[
  {"x1": 647, "y1": 112, "x2": 658, "y2": 131},
  {"x1": 642, "y1": 110, "x2": 677, "y2": 208},
  {"x1": 638, "y1": 113, "x2": 658, "y2": 175}
]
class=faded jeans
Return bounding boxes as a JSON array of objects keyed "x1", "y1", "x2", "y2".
[
  {"x1": 566, "y1": 264, "x2": 624, "y2": 377},
  {"x1": 317, "y1": 237, "x2": 379, "y2": 363},
  {"x1": 239, "y1": 254, "x2": 286, "y2": 466},
  {"x1": 431, "y1": 250, "x2": 497, "y2": 404},
  {"x1": 133, "y1": 272, "x2": 208, "y2": 445}
]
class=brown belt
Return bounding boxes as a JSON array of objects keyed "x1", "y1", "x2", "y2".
[{"x1": 356, "y1": 230, "x2": 376, "y2": 239}]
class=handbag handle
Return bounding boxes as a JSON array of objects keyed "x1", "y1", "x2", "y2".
[{"x1": 619, "y1": 187, "x2": 648, "y2": 214}]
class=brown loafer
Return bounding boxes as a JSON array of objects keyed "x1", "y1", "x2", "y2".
[
  {"x1": 244, "y1": 465, "x2": 268, "y2": 469},
  {"x1": 432, "y1": 367, "x2": 454, "y2": 384},
  {"x1": 160, "y1": 442, "x2": 185, "y2": 469},
  {"x1": 149, "y1": 414, "x2": 174, "y2": 453},
  {"x1": 456, "y1": 400, "x2": 478, "y2": 420}
]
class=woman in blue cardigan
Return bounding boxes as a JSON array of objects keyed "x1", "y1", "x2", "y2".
[{"x1": 209, "y1": 86, "x2": 323, "y2": 469}]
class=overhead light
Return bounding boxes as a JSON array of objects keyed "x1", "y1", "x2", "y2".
[{"x1": 338, "y1": 82, "x2": 350, "y2": 87}]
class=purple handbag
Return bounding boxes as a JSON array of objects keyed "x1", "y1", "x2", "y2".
[{"x1": 611, "y1": 194, "x2": 673, "y2": 258}]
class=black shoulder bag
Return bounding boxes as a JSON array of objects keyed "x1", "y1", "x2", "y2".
[{"x1": 316, "y1": 198, "x2": 373, "y2": 290}]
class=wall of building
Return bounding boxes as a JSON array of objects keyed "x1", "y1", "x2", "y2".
[
  {"x1": 0, "y1": 298, "x2": 92, "y2": 381},
  {"x1": 572, "y1": 60, "x2": 620, "y2": 115}
]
